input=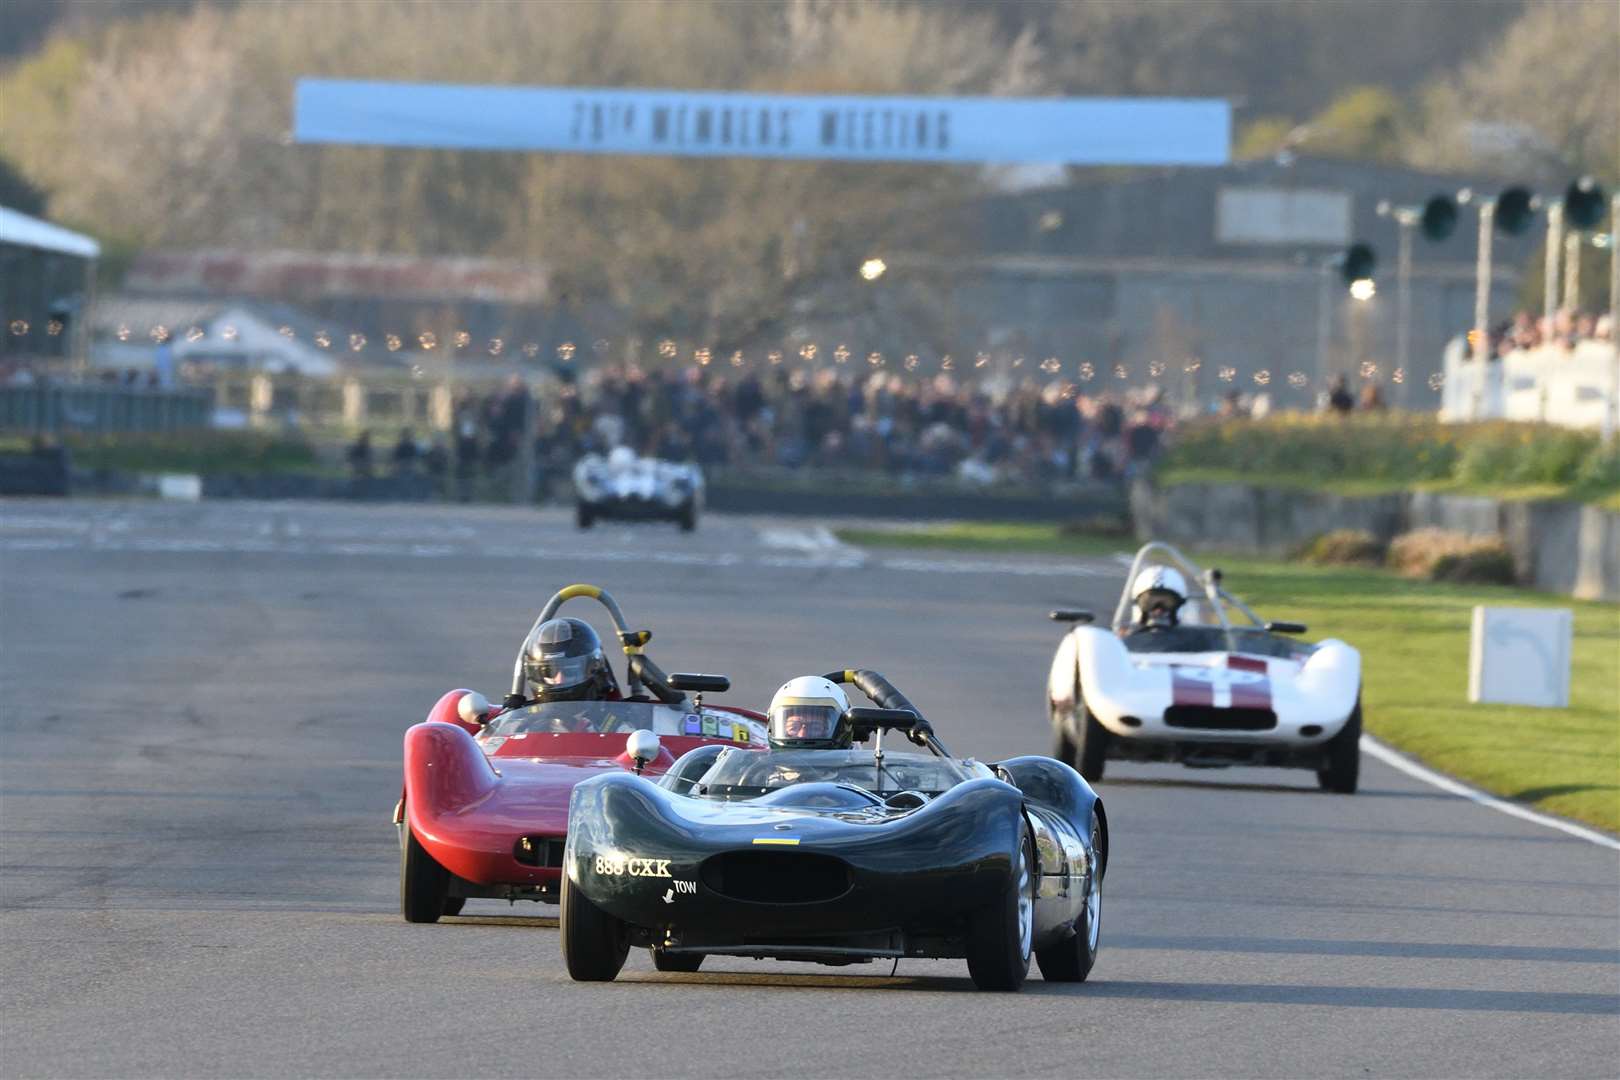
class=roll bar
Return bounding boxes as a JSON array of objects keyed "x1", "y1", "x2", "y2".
[
  {"x1": 510, "y1": 584, "x2": 678, "y2": 702},
  {"x1": 822, "y1": 669, "x2": 949, "y2": 757},
  {"x1": 1112, "y1": 542, "x2": 1267, "y2": 652}
]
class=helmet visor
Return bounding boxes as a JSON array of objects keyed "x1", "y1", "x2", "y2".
[
  {"x1": 529, "y1": 653, "x2": 596, "y2": 691},
  {"x1": 771, "y1": 704, "x2": 841, "y2": 743}
]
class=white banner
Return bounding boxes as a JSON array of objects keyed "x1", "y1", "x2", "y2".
[{"x1": 294, "y1": 80, "x2": 1230, "y2": 166}]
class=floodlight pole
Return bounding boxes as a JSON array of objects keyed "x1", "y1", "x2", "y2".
[
  {"x1": 1543, "y1": 200, "x2": 1563, "y2": 324},
  {"x1": 1315, "y1": 261, "x2": 1332, "y2": 385},
  {"x1": 1563, "y1": 230, "x2": 1583, "y2": 313},
  {"x1": 1394, "y1": 212, "x2": 1414, "y2": 406},
  {"x1": 1607, "y1": 193, "x2": 1620, "y2": 444},
  {"x1": 1468, "y1": 196, "x2": 1496, "y2": 419}
]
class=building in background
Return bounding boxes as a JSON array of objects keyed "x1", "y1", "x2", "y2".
[{"x1": 0, "y1": 206, "x2": 99, "y2": 371}]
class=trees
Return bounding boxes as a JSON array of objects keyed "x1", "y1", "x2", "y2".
[{"x1": 1407, "y1": 0, "x2": 1620, "y2": 184}]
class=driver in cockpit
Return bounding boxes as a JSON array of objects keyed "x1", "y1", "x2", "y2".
[
  {"x1": 766, "y1": 676, "x2": 853, "y2": 750},
  {"x1": 1126, "y1": 566, "x2": 1188, "y2": 633},
  {"x1": 521, "y1": 617, "x2": 621, "y2": 703}
]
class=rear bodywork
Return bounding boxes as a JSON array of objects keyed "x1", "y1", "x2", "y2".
[
  {"x1": 564, "y1": 752, "x2": 1105, "y2": 965},
  {"x1": 572, "y1": 452, "x2": 702, "y2": 525}
]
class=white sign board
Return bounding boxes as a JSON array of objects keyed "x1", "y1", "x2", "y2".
[
  {"x1": 294, "y1": 81, "x2": 1231, "y2": 166},
  {"x1": 1468, "y1": 606, "x2": 1572, "y2": 708},
  {"x1": 1215, "y1": 187, "x2": 1352, "y2": 246}
]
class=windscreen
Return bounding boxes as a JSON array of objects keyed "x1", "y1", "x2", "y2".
[
  {"x1": 486, "y1": 701, "x2": 660, "y2": 736},
  {"x1": 694, "y1": 748, "x2": 980, "y2": 800},
  {"x1": 1121, "y1": 625, "x2": 1308, "y2": 659}
]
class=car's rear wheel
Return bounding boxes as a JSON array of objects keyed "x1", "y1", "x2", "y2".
[
  {"x1": 677, "y1": 502, "x2": 697, "y2": 532},
  {"x1": 966, "y1": 822, "x2": 1034, "y2": 991},
  {"x1": 400, "y1": 822, "x2": 451, "y2": 924},
  {"x1": 560, "y1": 868, "x2": 629, "y2": 982},
  {"x1": 1035, "y1": 811, "x2": 1102, "y2": 982},
  {"x1": 441, "y1": 896, "x2": 466, "y2": 917},
  {"x1": 651, "y1": 948, "x2": 704, "y2": 972},
  {"x1": 575, "y1": 503, "x2": 594, "y2": 530},
  {"x1": 1317, "y1": 698, "x2": 1362, "y2": 794}
]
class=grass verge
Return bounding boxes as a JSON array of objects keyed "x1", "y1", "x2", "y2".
[
  {"x1": 1157, "y1": 465, "x2": 1614, "y2": 507},
  {"x1": 834, "y1": 521, "x2": 1620, "y2": 833}
]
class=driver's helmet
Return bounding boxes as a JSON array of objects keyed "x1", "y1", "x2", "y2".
[
  {"x1": 607, "y1": 445, "x2": 637, "y2": 470},
  {"x1": 523, "y1": 617, "x2": 618, "y2": 702},
  {"x1": 1132, "y1": 566, "x2": 1188, "y2": 627},
  {"x1": 766, "y1": 676, "x2": 852, "y2": 750}
]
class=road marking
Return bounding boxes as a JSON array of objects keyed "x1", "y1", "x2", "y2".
[{"x1": 1361, "y1": 735, "x2": 1620, "y2": 851}]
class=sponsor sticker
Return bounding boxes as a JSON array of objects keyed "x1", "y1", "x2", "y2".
[
  {"x1": 751, "y1": 837, "x2": 800, "y2": 846},
  {"x1": 732, "y1": 722, "x2": 750, "y2": 742},
  {"x1": 701, "y1": 715, "x2": 717, "y2": 737},
  {"x1": 683, "y1": 713, "x2": 702, "y2": 735}
]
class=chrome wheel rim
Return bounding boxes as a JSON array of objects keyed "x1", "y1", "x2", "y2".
[
  {"x1": 1017, "y1": 837, "x2": 1034, "y2": 960},
  {"x1": 1086, "y1": 823, "x2": 1102, "y2": 953}
]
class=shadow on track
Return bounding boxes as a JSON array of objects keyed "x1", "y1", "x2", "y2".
[
  {"x1": 1108, "y1": 934, "x2": 1620, "y2": 965},
  {"x1": 1078, "y1": 981, "x2": 1620, "y2": 1015},
  {"x1": 1099, "y1": 776, "x2": 1452, "y2": 800}
]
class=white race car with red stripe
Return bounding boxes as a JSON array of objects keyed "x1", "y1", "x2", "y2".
[{"x1": 1046, "y1": 543, "x2": 1362, "y2": 793}]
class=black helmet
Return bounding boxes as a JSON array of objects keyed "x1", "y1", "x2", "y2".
[{"x1": 523, "y1": 617, "x2": 617, "y2": 702}]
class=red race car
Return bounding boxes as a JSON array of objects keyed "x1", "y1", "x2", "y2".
[{"x1": 395, "y1": 584, "x2": 766, "y2": 922}]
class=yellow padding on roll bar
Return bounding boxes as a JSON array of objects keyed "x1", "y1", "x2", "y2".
[
  {"x1": 555, "y1": 584, "x2": 603, "y2": 601},
  {"x1": 842, "y1": 669, "x2": 858, "y2": 684}
]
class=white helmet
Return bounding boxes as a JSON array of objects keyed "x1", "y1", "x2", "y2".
[
  {"x1": 766, "y1": 675, "x2": 852, "y2": 749},
  {"x1": 1132, "y1": 566, "x2": 1188, "y2": 626}
]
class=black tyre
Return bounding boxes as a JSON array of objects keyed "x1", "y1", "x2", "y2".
[
  {"x1": 441, "y1": 896, "x2": 466, "y2": 917},
  {"x1": 1035, "y1": 811, "x2": 1102, "y2": 982},
  {"x1": 677, "y1": 503, "x2": 697, "y2": 532},
  {"x1": 1071, "y1": 688, "x2": 1109, "y2": 783},
  {"x1": 966, "y1": 823, "x2": 1034, "y2": 992},
  {"x1": 1052, "y1": 707, "x2": 1078, "y2": 766},
  {"x1": 400, "y1": 823, "x2": 451, "y2": 924},
  {"x1": 560, "y1": 869, "x2": 629, "y2": 982},
  {"x1": 651, "y1": 948, "x2": 704, "y2": 972},
  {"x1": 575, "y1": 503, "x2": 594, "y2": 530},
  {"x1": 1317, "y1": 698, "x2": 1362, "y2": 794}
]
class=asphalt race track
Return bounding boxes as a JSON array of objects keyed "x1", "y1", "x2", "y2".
[{"x1": 2, "y1": 499, "x2": 1616, "y2": 1079}]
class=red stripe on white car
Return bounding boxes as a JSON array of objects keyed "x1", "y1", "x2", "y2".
[
  {"x1": 1227, "y1": 655, "x2": 1267, "y2": 673},
  {"x1": 1170, "y1": 668, "x2": 1214, "y2": 707}
]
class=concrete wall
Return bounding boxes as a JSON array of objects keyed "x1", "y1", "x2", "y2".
[{"x1": 1133, "y1": 480, "x2": 1620, "y2": 601}]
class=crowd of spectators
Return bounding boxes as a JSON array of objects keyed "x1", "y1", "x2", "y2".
[
  {"x1": 1489, "y1": 309, "x2": 1613, "y2": 357},
  {"x1": 381, "y1": 366, "x2": 1175, "y2": 490}
]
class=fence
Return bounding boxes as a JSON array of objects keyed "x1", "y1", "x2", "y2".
[
  {"x1": 0, "y1": 383, "x2": 212, "y2": 434},
  {"x1": 1439, "y1": 337, "x2": 1619, "y2": 431}
]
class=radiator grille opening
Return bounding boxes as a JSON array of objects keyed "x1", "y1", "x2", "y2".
[
  {"x1": 1164, "y1": 705, "x2": 1277, "y2": 731},
  {"x1": 514, "y1": 835, "x2": 566, "y2": 867},
  {"x1": 701, "y1": 851, "x2": 853, "y2": 904}
]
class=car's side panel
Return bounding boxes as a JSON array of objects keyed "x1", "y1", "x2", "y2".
[{"x1": 1048, "y1": 631, "x2": 1080, "y2": 713}]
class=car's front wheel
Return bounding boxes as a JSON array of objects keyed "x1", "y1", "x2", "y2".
[
  {"x1": 1035, "y1": 811, "x2": 1102, "y2": 982},
  {"x1": 677, "y1": 502, "x2": 697, "y2": 532},
  {"x1": 560, "y1": 868, "x2": 629, "y2": 982},
  {"x1": 575, "y1": 503, "x2": 594, "y2": 530},
  {"x1": 651, "y1": 948, "x2": 704, "y2": 972},
  {"x1": 966, "y1": 822, "x2": 1034, "y2": 991},
  {"x1": 400, "y1": 822, "x2": 451, "y2": 924},
  {"x1": 1317, "y1": 698, "x2": 1362, "y2": 794},
  {"x1": 1060, "y1": 686, "x2": 1109, "y2": 782}
]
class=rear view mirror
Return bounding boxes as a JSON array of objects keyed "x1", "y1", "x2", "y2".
[
  {"x1": 1266, "y1": 621, "x2": 1308, "y2": 635},
  {"x1": 1049, "y1": 609, "x2": 1095, "y2": 624},
  {"x1": 846, "y1": 707, "x2": 918, "y2": 741},
  {"x1": 669, "y1": 672, "x2": 730, "y2": 693}
]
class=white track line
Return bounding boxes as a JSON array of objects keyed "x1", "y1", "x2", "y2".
[{"x1": 1361, "y1": 734, "x2": 1620, "y2": 851}]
